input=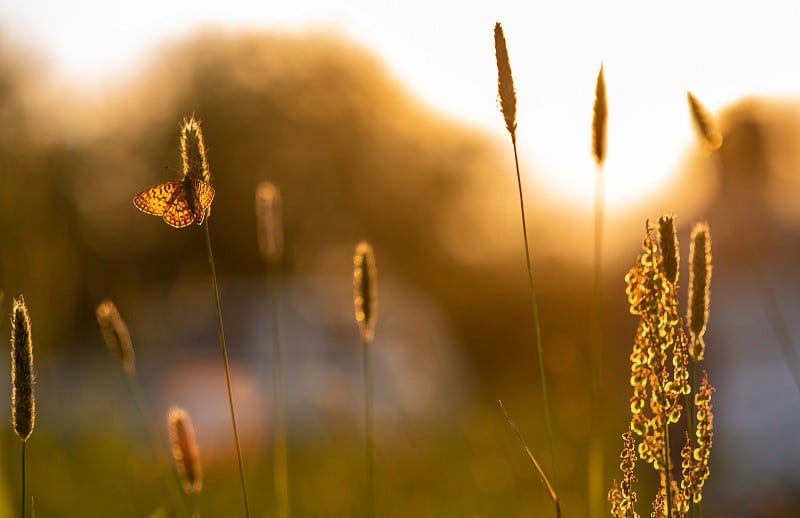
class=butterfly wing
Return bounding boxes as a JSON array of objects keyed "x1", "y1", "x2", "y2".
[
  {"x1": 191, "y1": 179, "x2": 215, "y2": 225},
  {"x1": 133, "y1": 181, "x2": 182, "y2": 216},
  {"x1": 161, "y1": 183, "x2": 195, "y2": 228}
]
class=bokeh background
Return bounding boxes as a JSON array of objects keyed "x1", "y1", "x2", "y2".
[{"x1": 0, "y1": 2, "x2": 799, "y2": 517}]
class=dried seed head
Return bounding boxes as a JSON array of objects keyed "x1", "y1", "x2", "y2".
[
  {"x1": 494, "y1": 22, "x2": 517, "y2": 140},
  {"x1": 168, "y1": 407, "x2": 203, "y2": 494},
  {"x1": 592, "y1": 63, "x2": 608, "y2": 165},
  {"x1": 255, "y1": 182, "x2": 284, "y2": 264},
  {"x1": 687, "y1": 92, "x2": 722, "y2": 152},
  {"x1": 11, "y1": 295, "x2": 35, "y2": 441},
  {"x1": 658, "y1": 215, "x2": 679, "y2": 285},
  {"x1": 353, "y1": 241, "x2": 378, "y2": 345},
  {"x1": 96, "y1": 300, "x2": 136, "y2": 377},
  {"x1": 687, "y1": 222, "x2": 712, "y2": 360},
  {"x1": 180, "y1": 115, "x2": 210, "y2": 183}
]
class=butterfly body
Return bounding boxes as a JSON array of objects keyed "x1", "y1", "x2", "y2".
[{"x1": 133, "y1": 176, "x2": 215, "y2": 228}]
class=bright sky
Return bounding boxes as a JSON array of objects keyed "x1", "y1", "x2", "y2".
[{"x1": 3, "y1": 1, "x2": 800, "y2": 207}]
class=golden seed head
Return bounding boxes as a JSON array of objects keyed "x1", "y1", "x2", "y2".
[
  {"x1": 255, "y1": 182, "x2": 284, "y2": 264},
  {"x1": 96, "y1": 300, "x2": 136, "y2": 377},
  {"x1": 353, "y1": 241, "x2": 378, "y2": 345},
  {"x1": 687, "y1": 222, "x2": 712, "y2": 360},
  {"x1": 168, "y1": 407, "x2": 203, "y2": 494},
  {"x1": 658, "y1": 215, "x2": 679, "y2": 285},
  {"x1": 180, "y1": 115, "x2": 210, "y2": 183},
  {"x1": 11, "y1": 295, "x2": 35, "y2": 441},
  {"x1": 494, "y1": 22, "x2": 517, "y2": 140},
  {"x1": 592, "y1": 63, "x2": 608, "y2": 165},
  {"x1": 687, "y1": 91, "x2": 723, "y2": 152}
]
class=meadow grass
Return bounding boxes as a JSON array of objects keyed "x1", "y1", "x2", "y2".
[{"x1": 0, "y1": 29, "x2": 749, "y2": 518}]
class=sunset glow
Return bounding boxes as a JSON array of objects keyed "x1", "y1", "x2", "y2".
[{"x1": 3, "y1": 1, "x2": 798, "y2": 207}]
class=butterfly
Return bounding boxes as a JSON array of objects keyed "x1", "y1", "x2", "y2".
[{"x1": 133, "y1": 176, "x2": 215, "y2": 228}]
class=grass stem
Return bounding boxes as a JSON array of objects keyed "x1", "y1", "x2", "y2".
[
  {"x1": 20, "y1": 441, "x2": 25, "y2": 518},
  {"x1": 589, "y1": 162, "x2": 605, "y2": 518},
  {"x1": 499, "y1": 400, "x2": 560, "y2": 518},
  {"x1": 362, "y1": 336, "x2": 375, "y2": 518},
  {"x1": 510, "y1": 138, "x2": 558, "y2": 491},
  {"x1": 267, "y1": 263, "x2": 289, "y2": 518},
  {"x1": 204, "y1": 223, "x2": 250, "y2": 518}
]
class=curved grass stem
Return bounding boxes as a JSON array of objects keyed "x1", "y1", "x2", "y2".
[
  {"x1": 510, "y1": 138, "x2": 558, "y2": 492},
  {"x1": 589, "y1": 163, "x2": 605, "y2": 518},
  {"x1": 362, "y1": 337, "x2": 375, "y2": 518},
  {"x1": 204, "y1": 223, "x2": 250, "y2": 518}
]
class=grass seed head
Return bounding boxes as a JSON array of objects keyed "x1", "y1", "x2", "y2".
[
  {"x1": 658, "y1": 215, "x2": 679, "y2": 285},
  {"x1": 180, "y1": 115, "x2": 210, "y2": 182},
  {"x1": 687, "y1": 91, "x2": 722, "y2": 152},
  {"x1": 255, "y1": 182, "x2": 284, "y2": 264},
  {"x1": 687, "y1": 222, "x2": 712, "y2": 360},
  {"x1": 592, "y1": 63, "x2": 608, "y2": 165},
  {"x1": 168, "y1": 407, "x2": 203, "y2": 494},
  {"x1": 96, "y1": 300, "x2": 136, "y2": 377},
  {"x1": 353, "y1": 241, "x2": 378, "y2": 345},
  {"x1": 494, "y1": 22, "x2": 517, "y2": 140},
  {"x1": 11, "y1": 295, "x2": 35, "y2": 441}
]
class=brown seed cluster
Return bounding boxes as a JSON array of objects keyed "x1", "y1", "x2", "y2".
[
  {"x1": 168, "y1": 407, "x2": 203, "y2": 494},
  {"x1": 255, "y1": 182, "x2": 284, "y2": 264},
  {"x1": 180, "y1": 115, "x2": 210, "y2": 183},
  {"x1": 353, "y1": 241, "x2": 378, "y2": 345},
  {"x1": 494, "y1": 22, "x2": 517, "y2": 140},
  {"x1": 687, "y1": 223, "x2": 712, "y2": 360},
  {"x1": 609, "y1": 431, "x2": 640, "y2": 518},
  {"x1": 11, "y1": 296, "x2": 35, "y2": 442}
]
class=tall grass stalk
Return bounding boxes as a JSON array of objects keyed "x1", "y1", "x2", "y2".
[
  {"x1": 256, "y1": 182, "x2": 289, "y2": 518},
  {"x1": 11, "y1": 296, "x2": 34, "y2": 518},
  {"x1": 589, "y1": 62, "x2": 607, "y2": 518},
  {"x1": 204, "y1": 223, "x2": 250, "y2": 517},
  {"x1": 493, "y1": 22, "x2": 558, "y2": 496},
  {"x1": 353, "y1": 241, "x2": 377, "y2": 517}
]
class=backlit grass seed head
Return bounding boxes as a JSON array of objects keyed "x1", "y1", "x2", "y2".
[
  {"x1": 494, "y1": 22, "x2": 517, "y2": 140},
  {"x1": 687, "y1": 222, "x2": 712, "y2": 360},
  {"x1": 592, "y1": 63, "x2": 608, "y2": 165},
  {"x1": 255, "y1": 182, "x2": 284, "y2": 264},
  {"x1": 353, "y1": 241, "x2": 378, "y2": 345},
  {"x1": 687, "y1": 91, "x2": 723, "y2": 151},
  {"x1": 96, "y1": 300, "x2": 136, "y2": 376},
  {"x1": 168, "y1": 407, "x2": 203, "y2": 494},
  {"x1": 11, "y1": 295, "x2": 35, "y2": 441},
  {"x1": 658, "y1": 215, "x2": 679, "y2": 285},
  {"x1": 180, "y1": 115, "x2": 210, "y2": 183}
]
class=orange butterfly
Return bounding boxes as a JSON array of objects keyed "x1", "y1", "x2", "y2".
[{"x1": 133, "y1": 177, "x2": 215, "y2": 228}]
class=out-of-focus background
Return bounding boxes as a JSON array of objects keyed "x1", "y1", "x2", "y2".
[{"x1": 0, "y1": 1, "x2": 799, "y2": 516}]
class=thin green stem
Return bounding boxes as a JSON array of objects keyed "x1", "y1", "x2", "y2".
[
  {"x1": 204, "y1": 223, "x2": 250, "y2": 518},
  {"x1": 362, "y1": 337, "x2": 375, "y2": 518},
  {"x1": 267, "y1": 263, "x2": 289, "y2": 518},
  {"x1": 499, "y1": 400, "x2": 561, "y2": 518},
  {"x1": 589, "y1": 163, "x2": 605, "y2": 518},
  {"x1": 126, "y1": 373, "x2": 190, "y2": 518},
  {"x1": 20, "y1": 441, "x2": 25, "y2": 518},
  {"x1": 510, "y1": 137, "x2": 558, "y2": 490}
]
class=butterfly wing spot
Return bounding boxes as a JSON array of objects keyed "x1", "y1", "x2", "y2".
[
  {"x1": 192, "y1": 179, "x2": 215, "y2": 224},
  {"x1": 133, "y1": 181, "x2": 182, "y2": 216}
]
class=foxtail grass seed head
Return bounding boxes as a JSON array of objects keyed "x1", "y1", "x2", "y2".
[
  {"x1": 658, "y1": 215, "x2": 679, "y2": 285},
  {"x1": 494, "y1": 22, "x2": 517, "y2": 140},
  {"x1": 180, "y1": 115, "x2": 210, "y2": 183},
  {"x1": 168, "y1": 407, "x2": 203, "y2": 494},
  {"x1": 255, "y1": 182, "x2": 284, "y2": 264},
  {"x1": 10, "y1": 296, "x2": 35, "y2": 441},
  {"x1": 687, "y1": 222, "x2": 712, "y2": 360},
  {"x1": 353, "y1": 241, "x2": 378, "y2": 345},
  {"x1": 96, "y1": 300, "x2": 136, "y2": 376},
  {"x1": 687, "y1": 91, "x2": 722, "y2": 151},
  {"x1": 592, "y1": 63, "x2": 608, "y2": 165}
]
